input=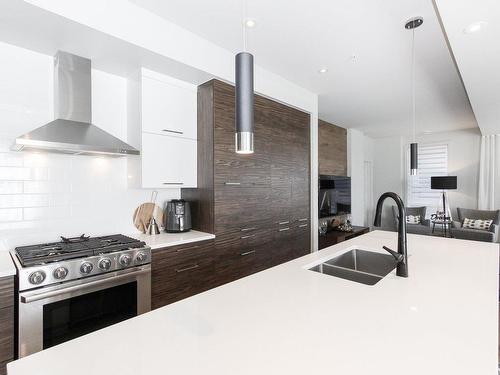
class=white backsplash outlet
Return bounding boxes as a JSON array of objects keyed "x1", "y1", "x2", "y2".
[{"x1": 0, "y1": 42, "x2": 181, "y2": 250}]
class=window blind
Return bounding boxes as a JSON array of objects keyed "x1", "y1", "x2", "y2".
[{"x1": 407, "y1": 143, "x2": 448, "y2": 214}]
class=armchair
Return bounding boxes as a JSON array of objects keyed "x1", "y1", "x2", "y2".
[
  {"x1": 392, "y1": 206, "x2": 432, "y2": 236},
  {"x1": 452, "y1": 208, "x2": 500, "y2": 243}
]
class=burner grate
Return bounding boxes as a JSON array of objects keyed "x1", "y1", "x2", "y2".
[{"x1": 14, "y1": 234, "x2": 145, "y2": 267}]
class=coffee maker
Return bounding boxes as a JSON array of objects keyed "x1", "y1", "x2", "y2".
[{"x1": 165, "y1": 199, "x2": 192, "y2": 233}]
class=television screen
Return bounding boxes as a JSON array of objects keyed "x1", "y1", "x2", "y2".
[{"x1": 318, "y1": 175, "x2": 351, "y2": 218}]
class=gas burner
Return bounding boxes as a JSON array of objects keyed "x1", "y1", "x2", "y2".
[{"x1": 60, "y1": 234, "x2": 90, "y2": 244}]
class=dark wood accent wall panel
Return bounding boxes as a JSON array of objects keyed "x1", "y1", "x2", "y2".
[
  {"x1": 180, "y1": 79, "x2": 311, "y2": 293},
  {"x1": 0, "y1": 276, "x2": 14, "y2": 375},
  {"x1": 318, "y1": 119, "x2": 347, "y2": 176}
]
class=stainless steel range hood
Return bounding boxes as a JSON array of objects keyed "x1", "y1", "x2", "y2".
[{"x1": 12, "y1": 51, "x2": 139, "y2": 156}]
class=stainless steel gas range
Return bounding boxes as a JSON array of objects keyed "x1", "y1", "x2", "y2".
[{"x1": 10, "y1": 234, "x2": 151, "y2": 358}]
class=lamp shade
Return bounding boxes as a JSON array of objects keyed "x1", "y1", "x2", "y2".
[{"x1": 431, "y1": 176, "x2": 457, "y2": 190}]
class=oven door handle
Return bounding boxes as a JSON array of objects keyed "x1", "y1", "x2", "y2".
[{"x1": 20, "y1": 267, "x2": 150, "y2": 304}]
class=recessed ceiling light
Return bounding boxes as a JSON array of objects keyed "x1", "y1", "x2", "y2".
[
  {"x1": 318, "y1": 68, "x2": 328, "y2": 74},
  {"x1": 463, "y1": 21, "x2": 488, "y2": 34},
  {"x1": 245, "y1": 19, "x2": 256, "y2": 28}
]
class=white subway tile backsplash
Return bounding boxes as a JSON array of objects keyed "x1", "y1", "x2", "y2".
[
  {"x1": 0, "y1": 208, "x2": 23, "y2": 222},
  {"x1": 0, "y1": 166, "x2": 31, "y2": 180},
  {"x1": 0, "y1": 181, "x2": 23, "y2": 194},
  {"x1": 23, "y1": 206, "x2": 69, "y2": 221},
  {"x1": 0, "y1": 194, "x2": 50, "y2": 208},
  {"x1": 0, "y1": 152, "x2": 24, "y2": 167}
]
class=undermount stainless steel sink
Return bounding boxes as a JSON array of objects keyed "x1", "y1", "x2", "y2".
[{"x1": 309, "y1": 249, "x2": 398, "y2": 285}]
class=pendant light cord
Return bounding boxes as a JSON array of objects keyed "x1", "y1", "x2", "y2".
[
  {"x1": 411, "y1": 25, "x2": 416, "y2": 143},
  {"x1": 242, "y1": 0, "x2": 247, "y2": 52}
]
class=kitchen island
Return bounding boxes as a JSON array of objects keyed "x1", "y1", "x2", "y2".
[{"x1": 8, "y1": 231, "x2": 498, "y2": 374}]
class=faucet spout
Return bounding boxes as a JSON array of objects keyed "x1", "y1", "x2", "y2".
[{"x1": 373, "y1": 192, "x2": 408, "y2": 278}]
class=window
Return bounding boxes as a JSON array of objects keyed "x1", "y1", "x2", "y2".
[{"x1": 407, "y1": 143, "x2": 448, "y2": 215}]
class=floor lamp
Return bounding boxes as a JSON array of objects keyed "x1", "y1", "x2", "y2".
[{"x1": 431, "y1": 176, "x2": 457, "y2": 221}]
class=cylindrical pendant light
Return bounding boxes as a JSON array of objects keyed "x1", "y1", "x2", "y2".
[
  {"x1": 235, "y1": 51, "x2": 254, "y2": 154},
  {"x1": 410, "y1": 142, "x2": 418, "y2": 175},
  {"x1": 235, "y1": 0, "x2": 254, "y2": 154},
  {"x1": 406, "y1": 16, "x2": 423, "y2": 175}
]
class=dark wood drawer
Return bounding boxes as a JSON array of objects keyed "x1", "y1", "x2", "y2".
[
  {"x1": 152, "y1": 240, "x2": 215, "y2": 309},
  {"x1": 215, "y1": 223, "x2": 272, "y2": 247},
  {"x1": 0, "y1": 277, "x2": 13, "y2": 309},
  {"x1": 0, "y1": 306, "x2": 14, "y2": 364}
]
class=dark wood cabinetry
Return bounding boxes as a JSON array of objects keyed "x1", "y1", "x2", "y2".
[
  {"x1": 151, "y1": 240, "x2": 215, "y2": 309},
  {"x1": 182, "y1": 79, "x2": 311, "y2": 289},
  {"x1": 0, "y1": 277, "x2": 14, "y2": 375},
  {"x1": 318, "y1": 119, "x2": 347, "y2": 176}
]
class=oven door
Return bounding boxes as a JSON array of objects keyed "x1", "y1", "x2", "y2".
[{"x1": 17, "y1": 265, "x2": 150, "y2": 358}]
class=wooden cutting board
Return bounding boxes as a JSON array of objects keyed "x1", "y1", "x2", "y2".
[{"x1": 133, "y1": 202, "x2": 164, "y2": 234}]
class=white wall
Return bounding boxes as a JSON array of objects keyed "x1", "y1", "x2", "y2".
[
  {"x1": 0, "y1": 42, "x2": 179, "y2": 249},
  {"x1": 371, "y1": 128, "x2": 482, "y2": 229}
]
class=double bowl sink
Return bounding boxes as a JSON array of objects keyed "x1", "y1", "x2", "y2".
[{"x1": 309, "y1": 248, "x2": 398, "y2": 285}]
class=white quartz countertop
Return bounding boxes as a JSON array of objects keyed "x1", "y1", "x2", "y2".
[
  {"x1": 0, "y1": 251, "x2": 15, "y2": 278},
  {"x1": 8, "y1": 231, "x2": 499, "y2": 375},
  {"x1": 127, "y1": 230, "x2": 215, "y2": 250}
]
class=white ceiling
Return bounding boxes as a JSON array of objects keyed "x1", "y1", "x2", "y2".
[
  {"x1": 130, "y1": 0, "x2": 478, "y2": 137},
  {"x1": 434, "y1": 0, "x2": 500, "y2": 136}
]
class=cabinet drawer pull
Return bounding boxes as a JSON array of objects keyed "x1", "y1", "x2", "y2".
[
  {"x1": 240, "y1": 250, "x2": 256, "y2": 256},
  {"x1": 240, "y1": 234, "x2": 255, "y2": 239},
  {"x1": 241, "y1": 227, "x2": 257, "y2": 232},
  {"x1": 298, "y1": 218, "x2": 308, "y2": 222},
  {"x1": 163, "y1": 182, "x2": 184, "y2": 185},
  {"x1": 162, "y1": 129, "x2": 184, "y2": 135},
  {"x1": 224, "y1": 182, "x2": 241, "y2": 186},
  {"x1": 175, "y1": 264, "x2": 199, "y2": 273},
  {"x1": 278, "y1": 227, "x2": 290, "y2": 232},
  {"x1": 176, "y1": 245, "x2": 198, "y2": 253},
  {"x1": 278, "y1": 221, "x2": 290, "y2": 225},
  {"x1": 298, "y1": 224, "x2": 309, "y2": 228}
]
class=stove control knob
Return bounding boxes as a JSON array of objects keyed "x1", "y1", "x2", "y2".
[
  {"x1": 53, "y1": 267, "x2": 68, "y2": 280},
  {"x1": 98, "y1": 258, "x2": 112, "y2": 271},
  {"x1": 80, "y1": 262, "x2": 93, "y2": 275},
  {"x1": 119, "y1": 254, "x2": 132, "y2": 267},
  {"x1": 29, "y1": 270, "x2": 46, "y2": 285},
  {"x1": 135, "y1": 251, "x2": 147, "y2": 263}
]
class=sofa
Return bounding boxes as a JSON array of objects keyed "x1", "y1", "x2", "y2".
[
  {"x1": 452, "y1": 208, "x2": 500, "y2": 243},
  {"x1": 392, "y1": 206, "x2": 432, "y2": 236}
]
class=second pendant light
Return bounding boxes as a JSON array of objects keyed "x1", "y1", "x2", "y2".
[{"x1": 406, "y1": 16, "x2": 423, "y2": 175}]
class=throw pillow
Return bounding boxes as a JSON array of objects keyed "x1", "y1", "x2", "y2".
[
  {"x1": 462, "y1": 217, "x2": 493, "y2": 231},
  {"x1": 406, "y1": 215, "x2": 421, "y2": 224}
]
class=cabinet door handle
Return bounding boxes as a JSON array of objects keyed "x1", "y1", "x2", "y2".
[
  {"x1": 163, "y1": 182, "x2": 184, "y2": 185},
  {"x1": 278, "y1": 227, "x2": 290, "y2": 232},
  {"x1": 175, "y1": 264, "x2": 199, "y2": 273},
  {"x1": 240, "y1": 234, "x2": 255, "y2": 239},
  {"x1": 278, "y1": 221, "x2": 290, "y2": 225},
  {"x1": 298, "y1": 224, "x2": 308, "y2": 228},
  {"x1": 224, "y1": 182, "x2": 241, "y2": 186},
  {"x1": 241, "y1": 227, "x2": 257, "y2": 232},
  {"x1": 298, "y1": 218, "x2": 308, "y2": 222},
  {"x1": 162, "y1": 129, "x2": 184, "y2": 135},
  {"x1": 240, "y1": 250, "x2": 256, "y2": 256}
]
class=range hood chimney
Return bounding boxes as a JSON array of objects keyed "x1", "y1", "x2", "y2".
[{"x1": 12, "y1": 51, "x2": 139, "y2": 156}]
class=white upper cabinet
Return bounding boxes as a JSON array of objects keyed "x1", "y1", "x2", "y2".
[
  {"x1": 141, "y1": 73, "x2": 197, "y2": 140},
  {"x1": 127, "y1": 69, "x2": 198, "y2": 189},
  {"x1": 141, "y1": 133, "x2": 197, "y2": 188}
]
